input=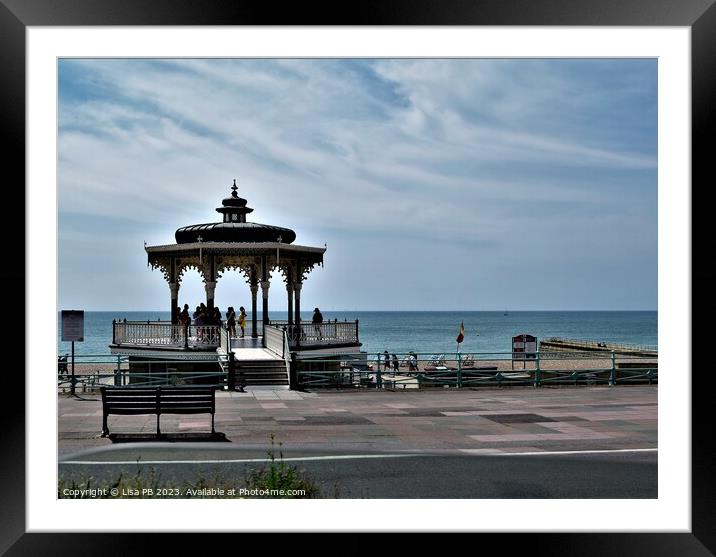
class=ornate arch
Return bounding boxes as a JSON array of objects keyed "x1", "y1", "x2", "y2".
[
  {"x1": 298, "y1": 260, "x2": 323, "y2": 283},
  {"x1": 148, "y1": 256, "x2": 173, "y2": 283},
  {"x1": 215, "y1": 255, "x2": 260, "y2": 286},
  {"x1": 174, "y1": 256, "x2": 204, "y2": 284},
  {"x1": 273, "y1": 257, "x2": 297, "y2": 286}
]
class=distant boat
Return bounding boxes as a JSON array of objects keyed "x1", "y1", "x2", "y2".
[{"x1": 503, "y1": 310, "x2": 509, "y2": 316}]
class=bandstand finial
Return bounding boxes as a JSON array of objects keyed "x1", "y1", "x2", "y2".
[{"x1": 231, "y1": 178, "x2": 238, "y2": 197}]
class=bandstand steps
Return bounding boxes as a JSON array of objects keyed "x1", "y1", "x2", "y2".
[{"x1": 234, "y1": 360, "x2": 289, "y2": 386}]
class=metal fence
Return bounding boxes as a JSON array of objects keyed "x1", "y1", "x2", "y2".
[
  {"x1": 293, "y1": 350, "x2": 658, "y2": 389},
  {"x1": 58, "y1": 349, "x2": 657, "y2": 393},
  {"x1": 57, "y1": 353, "x2": 227, "y2": 393}
]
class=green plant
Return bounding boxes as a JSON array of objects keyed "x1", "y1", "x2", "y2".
[
  {"x1": 59, "y1": 437, "x2": 324, "y2": 499},
  {"x1": 244, "y1": 434, "x2": 320, "y2": 498}
]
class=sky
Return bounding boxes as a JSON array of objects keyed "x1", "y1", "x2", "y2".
[{"x1": 58, "y1": 58, "x2": 657, "y2": 312}]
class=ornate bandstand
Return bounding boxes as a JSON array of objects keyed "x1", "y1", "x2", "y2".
[
  {"x1": 149, "y1": 179, "x2": 326, "y2": 337},
  {"x1": 109, "y1": 180, "x2": 364, "y2": 386}
]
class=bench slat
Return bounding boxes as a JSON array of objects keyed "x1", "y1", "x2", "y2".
[
  {"x1": 109, "y1": 406, "x2": 212, "y2": 414},
  {"x1": 158, "y1": 402, "x2": 213, "y2": 408},
  {"x1": 104, "y1": 404, "x2": 155, "y2": 409},
  {"x1": 103, "y1": 391, "x2": 157, "y2": 395},
  {"x1": 104, "y1": 401, "x2": 214, "y2": 408},
  {"x1": 104, "y1": 396, "x2": 156, "y2": 401},
  {"x1": 156, "y1": 388, "x2": 216, "y2": 393},
  {"x1": 153, "y1": 395, "x2": 215, "y2": 402},
  {"x1": 158, "y1": 404, "x2": 214, "y2": 409},
  {"x1": 159, "y1": 406, "x2": 213, "y2": 412},
  {"x1": 103, "y1": 388, "x2": 215, "y2": 394},
  {"x1": 104, "y1": 408, "x2": 159, "y2": 415}
]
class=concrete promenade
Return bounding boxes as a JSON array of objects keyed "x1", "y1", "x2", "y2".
[{"x1": 59, "y1": 385, "x2": 657, "y2": 458}]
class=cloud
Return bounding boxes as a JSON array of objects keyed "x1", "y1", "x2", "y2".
[{"x1": 58, "y1": 58, "x2": 657, "y2": 310}]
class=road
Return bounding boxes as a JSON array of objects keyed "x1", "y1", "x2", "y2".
[{"x1": 59, "y1": 446, "x2": 657, "y2": 498}]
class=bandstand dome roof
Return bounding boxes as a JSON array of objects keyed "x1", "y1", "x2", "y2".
[
  {"x1": 175, "y1": 179, "x2": 297, "y2": 245},
  {"x1": 175, "y1": 222, "x2": 296, "y2": 244}
]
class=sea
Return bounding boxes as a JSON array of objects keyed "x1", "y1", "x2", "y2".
[{"x1": 57, "y1": 311, "x2": 657, "y2": 359}]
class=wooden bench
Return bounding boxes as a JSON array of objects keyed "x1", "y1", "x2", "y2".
[{"x1": 100, "y1": 386, "x2": 216, "y2": 437}]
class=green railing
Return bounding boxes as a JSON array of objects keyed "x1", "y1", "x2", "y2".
[
  {"x1": 293, "y1": 350, "x2": 658, "y2": 389},
  {"x1": 57, "y1": 353, "x2": 227, "y2": 392},
  {"x1": 58, "y1": 349, "x2": 658, "y2": 392}
]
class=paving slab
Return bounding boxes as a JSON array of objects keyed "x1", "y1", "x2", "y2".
[{"x1": 59, "y1": 385, "x2": 658, "y2": 460}]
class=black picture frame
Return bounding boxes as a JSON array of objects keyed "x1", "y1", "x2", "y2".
[{"x1": 4, "y1": 0, "x2": 710, "y2": 553}]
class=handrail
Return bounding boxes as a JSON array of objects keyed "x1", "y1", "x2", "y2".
[
  {"x1": 282, "y1": 328, "x2": 291, "y2": 382},
  {"x1": 264, "y1": 325, "x2": 286, "y2": 357}
]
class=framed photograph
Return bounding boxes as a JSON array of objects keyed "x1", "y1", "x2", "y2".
[{"x1": 7, "y1": 0, "x2": 710, "y2": 553}]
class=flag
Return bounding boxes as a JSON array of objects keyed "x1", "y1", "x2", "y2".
[{"x1": 456, "y1": 321, "x2": 465, "y2": 344}]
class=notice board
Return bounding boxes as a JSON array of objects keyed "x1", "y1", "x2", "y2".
[
  {"x1": 512, "y1": 334, "x2": 537, "y2": 360},
  {"x1": 61, "y1": 310, "x2": 84, "y2": 342}
]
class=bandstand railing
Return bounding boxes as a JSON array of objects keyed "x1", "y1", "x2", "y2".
[
  {"x1": 219, "y1": 324, "x2": 231, "y2": 354},
  {"x1": 264, "y1": 325, "x2": 287, "y2": 357},
  {"x1": 112, "y1": 320, "x2": 221, "y2": 349},
  {"x1": 267, "y1": 319, "x2": 359, "y2": 347}
]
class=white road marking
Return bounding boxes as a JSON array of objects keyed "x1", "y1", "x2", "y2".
[
  {"x1": 60, "y1": 448, "x2": 657, "y2": 465},
  {"x1": 60, "y1": 453, "x2": 419, "y2": 465},
  {"x1": 483, "y1": 448, "x2": 658, "y2": 457}
]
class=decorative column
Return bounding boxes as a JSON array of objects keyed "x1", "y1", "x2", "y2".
[
  {"x1": 294, "y1": 281, "x2": 302, "y2": 348},
  {"x1": 261, "y1": 280, "x2": 270, "y2": 328},
  {"x1": 286, "y1": 281, "x2": 294, "y2": 325},
  {"x1": 205, "y1": 281, "x2": 216, "y2": 310},
  {"x1": 205, "y1": 254, "x2": 216, "y2": 309},
  {"x1": 294, "y1": 261, "x2": 302, "y2": 330},
  {"x1": 250, "y1": 279, "x2": 258, "y2": 339},
  {"x1": 260, "y1": 255, "x2": 269, "y2": 328},
  {"x1": 169, "y1": 282, "x2": 180, "y2": 324},
  {"x1": 169, "y1": 256, "x2": 179, "y2": 324}
]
